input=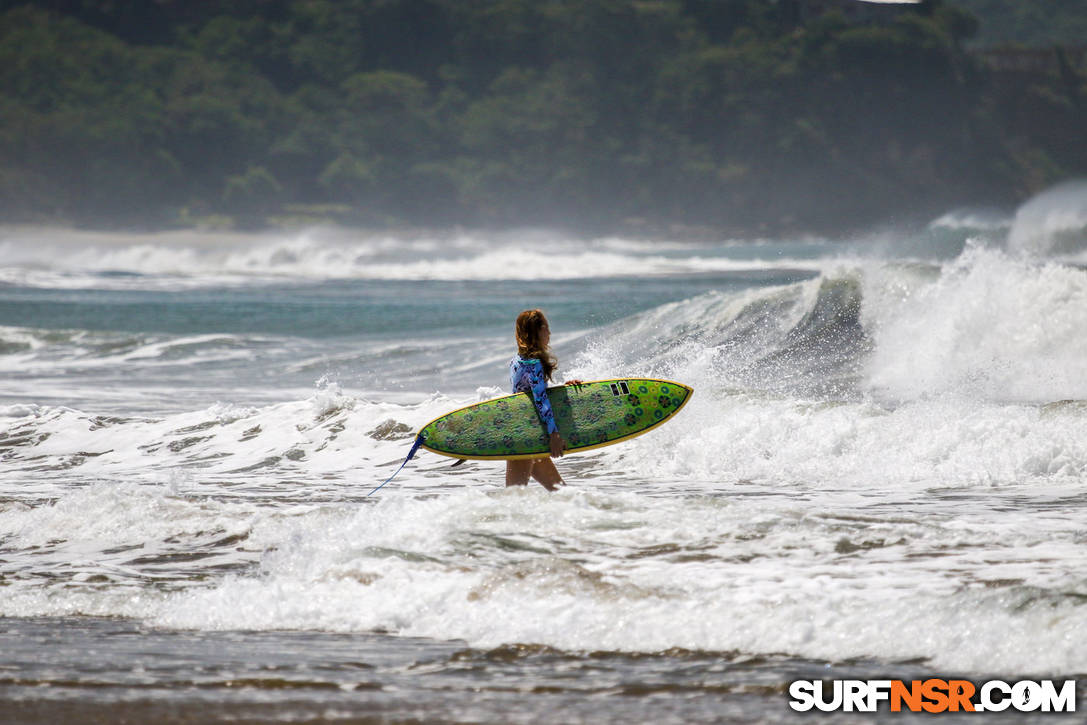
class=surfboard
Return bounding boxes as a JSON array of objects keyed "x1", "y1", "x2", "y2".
[{"x1": 417, "y1": 378, "x2": 692, "y2": 461}]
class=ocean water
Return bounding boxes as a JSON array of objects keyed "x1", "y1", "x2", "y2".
[{"x1": 2, "y1": 184, "x2": 1087, "y2": 723}]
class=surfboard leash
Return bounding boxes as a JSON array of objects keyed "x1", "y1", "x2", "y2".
[{"x1": 367, "y1": 434, "x2": 424, "y2": 497}]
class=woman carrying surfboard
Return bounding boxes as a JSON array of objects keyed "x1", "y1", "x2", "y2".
[
  {"x1": 370, "y1": 312, "x2": 691, "y2": 497},
  {"x1": 393, "y1": 318, "x2": 691, "y2": 496},
  {"x1": 507, "y1": 309, "x2": 581, "y2": 490}
]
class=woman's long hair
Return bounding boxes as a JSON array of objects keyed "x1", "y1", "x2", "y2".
[{"x1": 515, "y1": 308, "x2": 557, "y2": 380}]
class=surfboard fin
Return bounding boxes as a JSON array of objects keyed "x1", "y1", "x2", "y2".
[
  {"x1": 450, "y1": 458, "x2": 467, "y2": 468},
  {"x1": 367, "y1": 434, "x2": 424, "y2": 497}
]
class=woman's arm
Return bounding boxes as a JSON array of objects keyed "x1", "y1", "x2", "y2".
[{"x1": 527, "y1": 361, "x2": 559, "y2": 436}]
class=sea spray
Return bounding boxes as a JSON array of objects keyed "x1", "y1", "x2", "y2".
[
  {"x1": 1008, "y1": 180, "x2": 1087, "y2": 257},
  {"x1": 863, "y1": 246, "x2": 1087, "y2": 402}
]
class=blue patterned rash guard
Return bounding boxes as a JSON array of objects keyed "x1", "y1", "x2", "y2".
[{"x1": 509, "y1": 356, "x2": 558, "y2": 435}]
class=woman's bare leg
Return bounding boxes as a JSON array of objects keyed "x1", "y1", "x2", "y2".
[
  {"x1": 506, "y1": 459, "x2": 532, "y2": 486},
  {"x1": 506, "y1": 458, "x2": 563, "y2": 490},
  {"x1": 529, "y1": 458, "x2": 564, "y2": 491}
]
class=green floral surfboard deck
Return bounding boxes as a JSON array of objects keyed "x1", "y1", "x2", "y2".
[{"x1": 418, "y1": 378, "x2": 693, "y2": 461}]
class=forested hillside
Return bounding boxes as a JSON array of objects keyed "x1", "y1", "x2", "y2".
[
  {"x1": 1, "y1": 0, "x2": 1084, "y2": 233},
  {"x1": 953, "y1": 0, "x2": 1087, "y2": 48}
]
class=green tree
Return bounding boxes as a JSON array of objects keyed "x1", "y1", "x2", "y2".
[{"x1": 223, "y1": 165, "x2": 283, "y2": 226}]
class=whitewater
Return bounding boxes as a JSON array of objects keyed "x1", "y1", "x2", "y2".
[{"x1": 2, "y1": 182, "x2": 1086, "y2": 723}]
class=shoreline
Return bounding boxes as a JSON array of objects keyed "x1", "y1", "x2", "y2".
[{"x1": 5, "y1": 615, "x2": 1074, "y2": 725}]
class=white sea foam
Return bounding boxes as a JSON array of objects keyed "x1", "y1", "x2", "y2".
[
  {"x1": 2, "y1": 483, "x2": 1084, "y2": 674},
  {"x1": 0, "y1": 227, "x2": 827, "y2": 288},
  {"x1": 151, "y1": 486, "x2": 1078, "y2": 673},
  {"x1": 6, "y1": 353, "x2": 1087, "y2": 498},
  {"x1": 3, "y1": 381, "x2": 1086, "y2": 674},
  {"x1": 1007, "y1": 180, "x2": 1087, "y2": 257},
  {"x1": 12, "y1": 244, "x2": 1086, "y2": 491},
  {"x1": 928, "y1": 209, "x2": 1011, "y2": 232},
  {"x1": 863, "y1": 246, "x2": 1087, "y2": 402},
  {"x1": 563, "y1": 242, "x2": 1087, "y2": 405},
  {"x1": 0, "y1": 398, "x2": 415, "y2": 481}
]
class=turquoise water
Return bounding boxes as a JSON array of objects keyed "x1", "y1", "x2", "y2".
[
  {"x1": 0, "y1": 274, "x2": 814, "y2": 338},
  {"x1": 0, "y1": 239, "x2": 819, "y2": 411}
]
